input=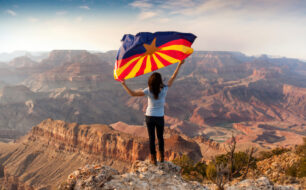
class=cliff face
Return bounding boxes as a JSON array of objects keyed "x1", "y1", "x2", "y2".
[
  {"x1": 109, "y1": 121, "x2": 223, "y2": 160},
  {"x1": 29, "y1": 119, "x2": 149, "y2": 162}
]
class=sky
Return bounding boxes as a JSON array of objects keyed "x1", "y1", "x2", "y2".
[{"x1": 1, "y1": 0, "x2": 306, "y2": 60}]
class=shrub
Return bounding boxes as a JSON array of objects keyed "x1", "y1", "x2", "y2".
[
  {"x1": 285, "y1": 157, "x2": 306, "y2": 178},
  {"x1": 206, "y1": 162, "x2": 217, "y2": 180},
  {"x1": 214, "y1": 151, "x2": 256, "y2": 177},
  {"x1": 215, "y1": 154, "x2": 228, "y2": 165},
  {"x1": 297, "y1": 157, "x2": 306, "y2": 177},
  {"x1": 173, "y1": 154, "x2": 194, "y2": 175},
  {"x1": 271, "y1": 147, "x2": 290, "y2": 155},
  {"x1": 206, "y1": 161, "x2": 227, "y2": 190},
  {"x1": 285, "y1": 163, "x2": 298, "y2": 177},
  {"x1": 295, "y1": 137, "x2": 306, "y2": 157},
  {"x1": 172, "y1": 154, "x2": 207, "y2": 182},
  {"x1": 259, "y1": 147, "x2": 290, "y2": 160},
  {"x1": 194, "y1": 161, "x2": 207, "y2": 178},
  {"x1": 235, "y1": 151, "x2": 256, "y2": 170}
]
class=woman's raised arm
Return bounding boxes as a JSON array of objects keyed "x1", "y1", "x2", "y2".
[
  {"x1": 120, "y1": 80, "x2": 145, "y2": 96},
  {"x1": 167, "y1": 60, "x2": 185, "y2": 87}
]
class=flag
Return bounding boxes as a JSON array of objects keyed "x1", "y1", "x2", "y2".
[{"x1": 114, "y1": 31, "x2": 196, "y2": 81}]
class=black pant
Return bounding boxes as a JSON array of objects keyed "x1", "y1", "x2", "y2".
[{"x1": 145, "y1": 116, "x2": 164, "y2": 155}]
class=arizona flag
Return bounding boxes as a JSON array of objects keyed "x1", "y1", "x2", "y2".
[{"x1": 114, "y1": 31, "x2": 197, "y2": 81}]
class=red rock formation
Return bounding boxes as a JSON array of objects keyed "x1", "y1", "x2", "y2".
[
  {"x1": 30, "y1": 118, "x2": 202, "y2": 162},
  {"x1": 28, "y1": 118, "x2": 150, "y2": 162},
  {"x1": 190, "y1": 108, "x2": 206, "y2": 126}
]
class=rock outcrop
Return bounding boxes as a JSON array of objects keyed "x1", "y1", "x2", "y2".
[
  {"x1": 226, "y1": 176, "x2": 297, "y2": 190},
  {"x1": 59, "y1": 161, "x2": 208, "y2": 190},
  {"x1": 60, "y1": 162, "x2": 300, "y2": 190}
]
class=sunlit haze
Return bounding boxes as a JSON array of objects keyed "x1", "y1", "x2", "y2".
[{"x1": 1, "y1": 0, "x2": 306, "y2": 59}]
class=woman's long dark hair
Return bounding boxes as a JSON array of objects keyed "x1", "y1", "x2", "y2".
[{"x1": 148, "y1": 72, "x2": 164, "y2": 100}]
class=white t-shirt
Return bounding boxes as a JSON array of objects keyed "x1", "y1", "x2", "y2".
[{"x1": 143, "y1": 85, "x2": 168, "y2": 117}]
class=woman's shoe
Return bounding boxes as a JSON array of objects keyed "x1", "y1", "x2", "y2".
[{"x1": 150, "y1": 154, "x2": 157, "y2": 165}]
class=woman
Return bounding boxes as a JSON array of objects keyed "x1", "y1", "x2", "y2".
[{"x1": 120, "y1": 60, "x2": 185, "y2": 165}]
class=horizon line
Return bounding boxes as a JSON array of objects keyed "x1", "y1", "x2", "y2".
[{"x1": 1, "y1": 49, "x2": 306, "y2": 62}]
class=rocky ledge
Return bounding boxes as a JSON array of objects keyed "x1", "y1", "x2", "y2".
[
  {"x1": 59, "y1": 161, "x2": 207, "y2": 190},
  {"x1": 227, "y1": 177, "x2": 297, "y2": 190},
  {"x1": 59, "y1": 161, "x2": 299, "y2": 190}
]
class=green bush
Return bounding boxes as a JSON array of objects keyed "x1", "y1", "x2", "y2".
[
  {"x1": 214, "y1": 151, "x2": 256, "y2": 177},
  {"x1": 206, "y1": 162, "x2": 217, "y2": 180},
  {"x1": 173, "y1": 154, "x2": 194, "y2": 175},
  {"x1": 283, "y1": 139, "x2": 306, "y2": 178},
  {"x1": 286, "y1": 138, "x2": 306, "y2": 178},
  {"x1": 298, "y1": 157, "x2": 306, "y2": 177},
  {"x1": 215, "y1": 154, "x2": 228, "y2": 165},
  {"x1": 271, "y1": 147, "x2": 290, "y2": 155},
  {"x1": 285, "y1": 157, "x2": 306, "y2": 178},
  {"x1": 295, "y1": 137, "x2": 306, "y2": 157},
  {"x1": 235, "y1": 151, "x2": 256, "y2": 170},
  {"x1": 285, "y1": 164, "x2": 298, "y2": 177},
  {"x1": 172, "y1": 154, "x2": 207, "y2": 182},
  {"x1": 194, "y1": 161, "x2": 207, "y2": 178}
]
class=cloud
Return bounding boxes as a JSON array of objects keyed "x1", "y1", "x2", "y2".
[
  {"x1": 79, "y1": 5, "x2": 90, "y2": 10},
  {"x1": 130, "y1": 0, "x2": 306, "y2": 18},
  {"x1": 1, "y1": 0, "x2": 306, "y2": 60},
  {"x1": 139, "y1": 11, "x2": 157, "y2": 20},
  {"x1": 159, "y1": 0, "x2": 196, "y2": 10},
  {"x1": 130, "y1": 1, "x2": 152, "y2": 9},
  {"x1": 126, "y1": 0, "x2": 306, "y2": 60},
  {"x1": 56, "y1": 11, "x2": 67, "y2": 16},
  {"x1": 130, "y1": 0, "x2": 157, "y2": 20},
  {"x1": 6, "y1": 9, "x2": 17, "y2": 16}
]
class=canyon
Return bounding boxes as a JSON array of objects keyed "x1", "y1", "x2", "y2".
[
  {"x1": 0, "y1": 50, "x2": 305, "y2": 148},
  {"x1": 0, "y1": 50, "x2": 305, "y2": 188}
]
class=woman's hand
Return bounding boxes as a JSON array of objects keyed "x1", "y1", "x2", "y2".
[{"x1": 120, "y1": 79, "x2": 145, "y2": 96}]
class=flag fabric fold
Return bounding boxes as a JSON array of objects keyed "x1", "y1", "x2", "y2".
[{"x1": 114, "y1": 31, "x2": 197, "y2": 81}]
